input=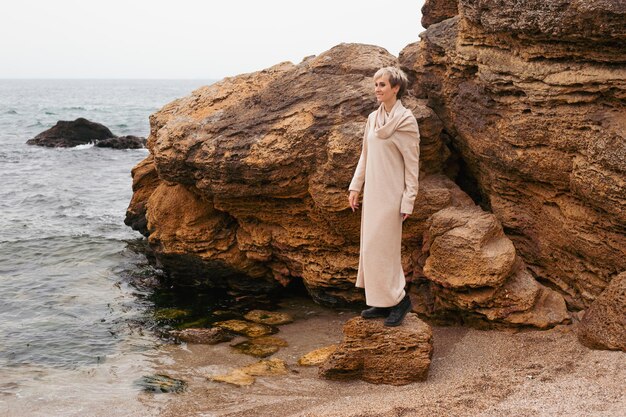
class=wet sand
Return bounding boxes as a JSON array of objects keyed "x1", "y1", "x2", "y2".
[{"x1": 145, "y1": 297, "x2": 626, "y2": 417}]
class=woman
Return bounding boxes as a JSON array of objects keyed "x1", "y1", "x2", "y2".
[{"x1": 348, "y1": 66, "x2": 420, "y2": 327}]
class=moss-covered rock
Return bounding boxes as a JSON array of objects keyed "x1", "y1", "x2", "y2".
[
  {"x1": 243, "y1": 310, "x2": 294, "y2": 325},
  {"x1": 213, "y1": 319, "x2": 277, "y2": 337},
  {"x1": 170, "y1": 327, "x2": 234, "y2": 344},
  {"x1": 135, "y1": 374, "x2": 187, "y2": 393}
]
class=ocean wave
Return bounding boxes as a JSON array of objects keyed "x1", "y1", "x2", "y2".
[
  {"x1": 5, "y1": 109, "x2": 17, "y2": 115},
  {"x1": 70, "y1": 143, "x2": 95, "y2": 150},
  {"x1": 0, "y1": 234, "x2": 129, "y2": 246}
]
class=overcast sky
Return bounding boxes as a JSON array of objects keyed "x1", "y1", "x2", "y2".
[{"x1": 0, "y1": 0, "x2": 425, "y2": 79}]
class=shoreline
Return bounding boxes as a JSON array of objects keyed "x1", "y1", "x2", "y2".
[{"x1": 145, "y1": 296, "x2": 625, "y2": 417}]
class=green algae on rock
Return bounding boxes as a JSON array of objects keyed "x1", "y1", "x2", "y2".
[
  {"x1": 230, "y1": 340, "x2": 280, "y2": 358},
  {"x1": 135, "y1": 374, "x2": 187, "y2": 393},
  {"x1": 249, "y1": 336, "x2": 288, "y2": 347},
  {"x1": 154, "y1": 308, "x2": 192, "y2": 321},
  {"x1": 213, "y1": 319, "x2": 277, "y2": 337},
  {"x1": 174, "y1": 317, "x2": 212, "y2": 330},
  {"x1": 169, "y1": 327, "x2": 234, "y2": 344},
  {"x1": 243, "y1": 309, "x2": 294, "y2": 325},
  {"x1": 240, "y1": 358, "x2": 289, "y2": 376}
]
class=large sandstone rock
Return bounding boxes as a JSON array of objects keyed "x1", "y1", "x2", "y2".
[
  {"x1": 126, "y1": 43, "x2": 466, "y2": 306},
  {"x1": 416, "y1": 204, "x2": 569, "y2": 328},
  {"x1": 126, "y1": 40, "x2": 574, "y2": 329},
  {"x1": 399, "y1": 0, "x2": 626, "y2": 310},
  {"x1": 577, "y1": 272, "x2": 626, "y2": 351},
  {"x1": 423, "y1": 205, "x2": 516, "y2": 288},
  {"x1": 319, "y1": 314, "x2": 433, "y2": 385}
]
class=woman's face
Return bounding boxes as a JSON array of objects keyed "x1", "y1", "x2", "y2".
[{"x1": 374, "y1": 74, "x2": 399, "y2": 104}]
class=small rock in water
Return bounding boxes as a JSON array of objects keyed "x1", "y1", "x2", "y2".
[
  {"x1": 26, "y1": 117, "x2": 115, "y2": 147},
  {"x1": 136, "y1": 374, "x2": 187, "y2": 393},
  {"x1": 95, "y1": 135, "x2": 146, "y2": 149},
  {"x1": 175, "y1": 317, "x2": 212, "y2": 330},
  {"x1": 230, "y1": 340, "x2": 280, "y2": 358},
  {"x1": 210, "y1": 359, "x2": 288, "y2": 386},
  {"x1": 213, "y1": 319, "x2": 277, "y2": 337},
  {"x1": 244, "y1": 309, "x2": 294, "y2": 325},
  {"x1": 298, "y1": 345, "x2": 338, "y2": 366},
  {"x1": 211, "y1": 370, "x2": 255, "y2": 386},
  {"x1": 169, "y1": 327, "x2": 234, "y2": 344},
  {"x1": 250, "y1": 336, "x2": 288, "y2": 347},
  {"x1": 239, "y1": 358, "x2": 289, "y2": 376}
]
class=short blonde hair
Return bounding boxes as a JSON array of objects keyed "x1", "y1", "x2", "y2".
[{"x1": 373, "y1": 67, "x2": 409, "y2": 99}]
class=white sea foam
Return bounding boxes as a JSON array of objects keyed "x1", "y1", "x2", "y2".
[{"x1": 71, "y1": 142, "x2": 95, "y2": 150}]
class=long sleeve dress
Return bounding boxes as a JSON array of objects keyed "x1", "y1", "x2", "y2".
[{"x1": 348, "y1": 100, "x2": 420, "y2": 307}]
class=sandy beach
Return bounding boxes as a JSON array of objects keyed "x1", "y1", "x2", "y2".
[{"x1": 141, "y1": 297, "x2": 625, "y2": 417}]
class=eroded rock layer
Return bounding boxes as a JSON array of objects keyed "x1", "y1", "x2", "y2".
[
  {"x1": 421, "y1": 0, "x2": 458, "y2": 29},
  {"x1": 401, "y1": 0, "x2": 626, "y2": 310}
]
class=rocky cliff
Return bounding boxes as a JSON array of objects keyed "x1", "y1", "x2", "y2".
[
  {"x1": 401, "y1": 0, "x2": 626, "y2": 310},
  {"x1": 126, "y1": 0, "x2": 625, "y2": 330}
]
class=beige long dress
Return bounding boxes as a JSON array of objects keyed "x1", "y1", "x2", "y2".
[{"x1": 349, "y1": 100, "x2": 420, "y2": 307}]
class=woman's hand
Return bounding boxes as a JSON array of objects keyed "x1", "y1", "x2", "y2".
[
  {"x1": 402, "y1": 213, "x2": 410, "y2": 221},
  {"x1": 348, "y1": 191, "x2": 360, "y2": 212}
]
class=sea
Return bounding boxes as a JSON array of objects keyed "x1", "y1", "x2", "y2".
[{"x1": 0, "y1": 79, "x2": 214, "y2": 416}]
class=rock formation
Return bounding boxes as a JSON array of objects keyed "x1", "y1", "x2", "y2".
[
  {"x1": 27, "y1": 117, "x2": 146, "y2": 148},
  {"x1": 126, "y1": 0, "x2": 624, "y2": 330},
  {"x1": 169, "y1": 327, "x2": 233, "y2": 344},
  {"x1": 125, "y1": 41, "x2": 570, "y2": 329},
  {"x1": 400, "y1": 0, "x2": 626, "y2": 311},
  {"x1": 27, "y1": 117, "x2": 115, "y2": 147},
  {"x1": 414, "y1": 204, "x2": 569, "y2": 328},
  {"x1": 577, "y1": 272, "x2": 626, "y2": 351},
  {"x1": 126, "y1": 44, "x2": 401, "y2": 302},
  {"x1": 95, "y1": 135, "x2": 146, "y2": 149},
  {"x1": 319, "y1": 314, "x2": 433, "y2": 385}
]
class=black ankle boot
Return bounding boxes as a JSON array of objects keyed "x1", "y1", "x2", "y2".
[
  {"x1": 361, "y1": 306, "x2": 390, "y2": 319},
  {"x1": 384, "y1": 295, "x2": 411, "y2": 327}
]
